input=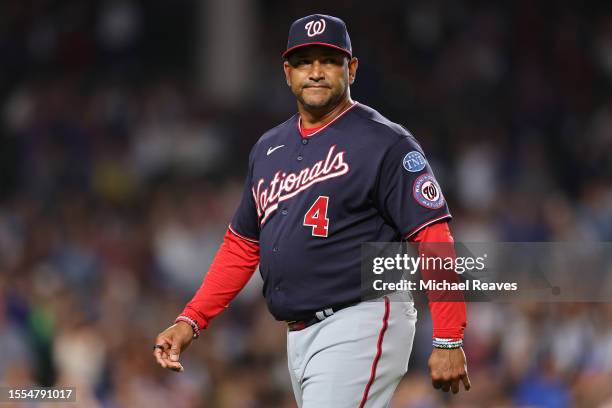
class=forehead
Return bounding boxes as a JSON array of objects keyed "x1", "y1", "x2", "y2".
[{"x1": 288, "y1": 45, "x2": 346, "y2": 59}]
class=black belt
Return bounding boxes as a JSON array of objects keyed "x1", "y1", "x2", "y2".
[{"x1": 286, "y1": 301, "x2": 360, "y2": 331}]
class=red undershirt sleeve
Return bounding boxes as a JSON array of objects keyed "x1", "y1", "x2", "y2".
[
  {"x1": 410, "y1": 221, "x2": 467, "y2": 339},
  {"x1": 177, "y1": 228, "x2": 260, "y2": 330}
]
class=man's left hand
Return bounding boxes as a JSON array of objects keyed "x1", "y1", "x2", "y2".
[{"x1": 428, "y1": 347, "x2": 471, "y2": 393}]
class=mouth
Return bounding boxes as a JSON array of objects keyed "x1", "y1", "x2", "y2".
[{"x1": 303, "y1": 85, "x2": 331, "y2": 89}]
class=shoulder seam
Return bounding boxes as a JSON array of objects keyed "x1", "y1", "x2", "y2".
[
  {"x1": 264, "y1": 114, "x2": 298, "y2": 135},
  {"x1": 350, "y1": 105, "x2": 413, "y2": 142}
]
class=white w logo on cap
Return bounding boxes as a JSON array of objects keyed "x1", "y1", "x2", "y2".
[{"x1": 305, "y1": 19, "x2": 326, "y2": 37}]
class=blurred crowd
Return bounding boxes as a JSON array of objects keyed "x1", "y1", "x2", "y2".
[{"x1": 1, "y1": 1, "x2": 611, "y2": 407}]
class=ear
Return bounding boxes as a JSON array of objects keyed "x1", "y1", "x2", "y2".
[
  {"x1": 348, "y1": 57, "x2": 358, "y2": 85},
  {"x1": 283, "y1": 61, "x2": 292, "y2": 87}
]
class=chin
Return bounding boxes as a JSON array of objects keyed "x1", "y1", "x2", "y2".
[
  {"x1": 304, "y1": 100, "x2": 331, "y2": 109},
  {"x1": 301, "y1": 95, "x2": 333, "y2": 109}
]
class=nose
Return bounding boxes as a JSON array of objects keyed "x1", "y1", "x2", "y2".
[{"x1": 308, "y1": 60, "x2": 324, "y2": 81}]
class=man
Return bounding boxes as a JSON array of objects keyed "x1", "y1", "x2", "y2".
[{"x1": 153, "y1": 14, "x2": 470, "y2": 407}]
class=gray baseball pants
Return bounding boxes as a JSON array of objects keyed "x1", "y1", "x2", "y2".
[{"x1": 287, "y1": 296, "x2": 417, "y2": 407}]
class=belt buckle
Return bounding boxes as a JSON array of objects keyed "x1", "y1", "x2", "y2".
[{"x1": 287, "y1": 320, "x2": 307, "y2": 331}]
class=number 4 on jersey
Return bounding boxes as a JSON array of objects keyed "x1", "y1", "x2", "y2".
[{"x1": 303, "y1": 196, "x2": 330, "y2": 237}]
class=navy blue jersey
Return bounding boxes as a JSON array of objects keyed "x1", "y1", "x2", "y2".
[{"x1": 230, "y1": 102, "x2": 451, "y2": 321}]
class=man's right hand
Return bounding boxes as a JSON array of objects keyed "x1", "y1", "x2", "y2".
[{"x1": 153, "y1": 321, "x2": 194, "y2": 372}]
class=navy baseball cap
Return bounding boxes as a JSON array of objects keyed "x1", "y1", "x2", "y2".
[{"x1": 282, "y1": 14, "x2": 352, "y2": 58}]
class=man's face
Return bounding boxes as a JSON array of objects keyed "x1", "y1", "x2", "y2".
[{"x1": 283, "y1": 45, "x2": 358, "y2": 110}]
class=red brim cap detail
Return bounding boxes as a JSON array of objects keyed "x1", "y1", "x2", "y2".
[{"x1": 282, "y1": 42, "x2": 352, "y2": 58}]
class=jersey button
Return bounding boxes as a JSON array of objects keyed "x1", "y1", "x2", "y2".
[
  {"x1": 281, "y1": 209, "x2": 288, "y2": 215},
  {"x1": 297, "y1": 155, "x2": 303, "y2": 161},
  {"x1": 301, "y1": 139, "x2": 308, "y2": 145}
]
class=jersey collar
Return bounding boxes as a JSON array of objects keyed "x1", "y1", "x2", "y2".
[{"x1": 297, "y1": 101, "x2": 358, "y2": 138}]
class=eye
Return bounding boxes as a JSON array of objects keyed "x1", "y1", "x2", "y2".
[{"x1": 323, "y1": 57, "x2": 343, "y2": 66}]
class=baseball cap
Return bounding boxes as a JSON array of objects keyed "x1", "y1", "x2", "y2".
[{"x1": 282, "y1": 14, "x2": 352, "y2": 58}]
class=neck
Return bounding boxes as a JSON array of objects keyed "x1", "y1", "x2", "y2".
[{"x1": 298, "y1": 93, "x2": 354, "y2": 128}]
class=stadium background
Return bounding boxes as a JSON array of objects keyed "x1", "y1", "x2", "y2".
[{"x1": 1, "y1": 1, "x2": 611, "y2": 407}]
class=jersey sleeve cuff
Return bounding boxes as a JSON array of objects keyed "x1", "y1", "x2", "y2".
[
  {"x1": 402, "y1": 214, "x2": 452, "y2": 240},
  {"x1": 228, "y1": 224, "x2": 259, "y2": 244}
]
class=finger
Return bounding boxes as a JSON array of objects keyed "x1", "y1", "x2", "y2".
[
  {"x1": 158, "y1": 345, "x2": 184, "y2": 372},
  {"x1": 153, "y1": 345, "x2": 166, "y2": 360},
  {"x1": 154, "y1": 338, "x2": 171, "y2": 351},
  {"x1": 157, "y1": 348, "x2": 175, "y2": 369},
  {"x1": 155, "y1": 352, "x2": 167, "y2": 368},
  {"x1": 451, "y1": 378, "x2": 460, "y2": 394},
  {"x1": 169, "y1": 342, "x2": 181, "y2": 362},
  {"x1": 461, "y1": 372, "x2": 471, "y2": 391},
  {"x1": 159, "y1": 354, "x2": 183, "y2": 371},
  {"x1": 432, "y1": 379, "x2": 442, "y2": 389},
  {"x1": 442, "y1": 381, "x2": 451, "y2": 392},
  {"x1": 163, "y1": 359, "x2": 184, "y2": 371},
  {"x1": 161, "y1": 352, "x2": 176, "y2": 367},
  {"x1": 153, "y1": 346, "x2": 168, "y2": 367},
  {"x1": 153, "y1": 339, "x2": 171, "y2": 360},
  {"x1": 153, "y1": 349, "x2": 162, "y2": 363}
]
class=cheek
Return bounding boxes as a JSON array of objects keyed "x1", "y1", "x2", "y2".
[
  {"x1": 333, "y1": 71, "x2": 349, "y2": 90},
  {"x1": 288, "y1": 72, "x2": 305, "y2": 90}
]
